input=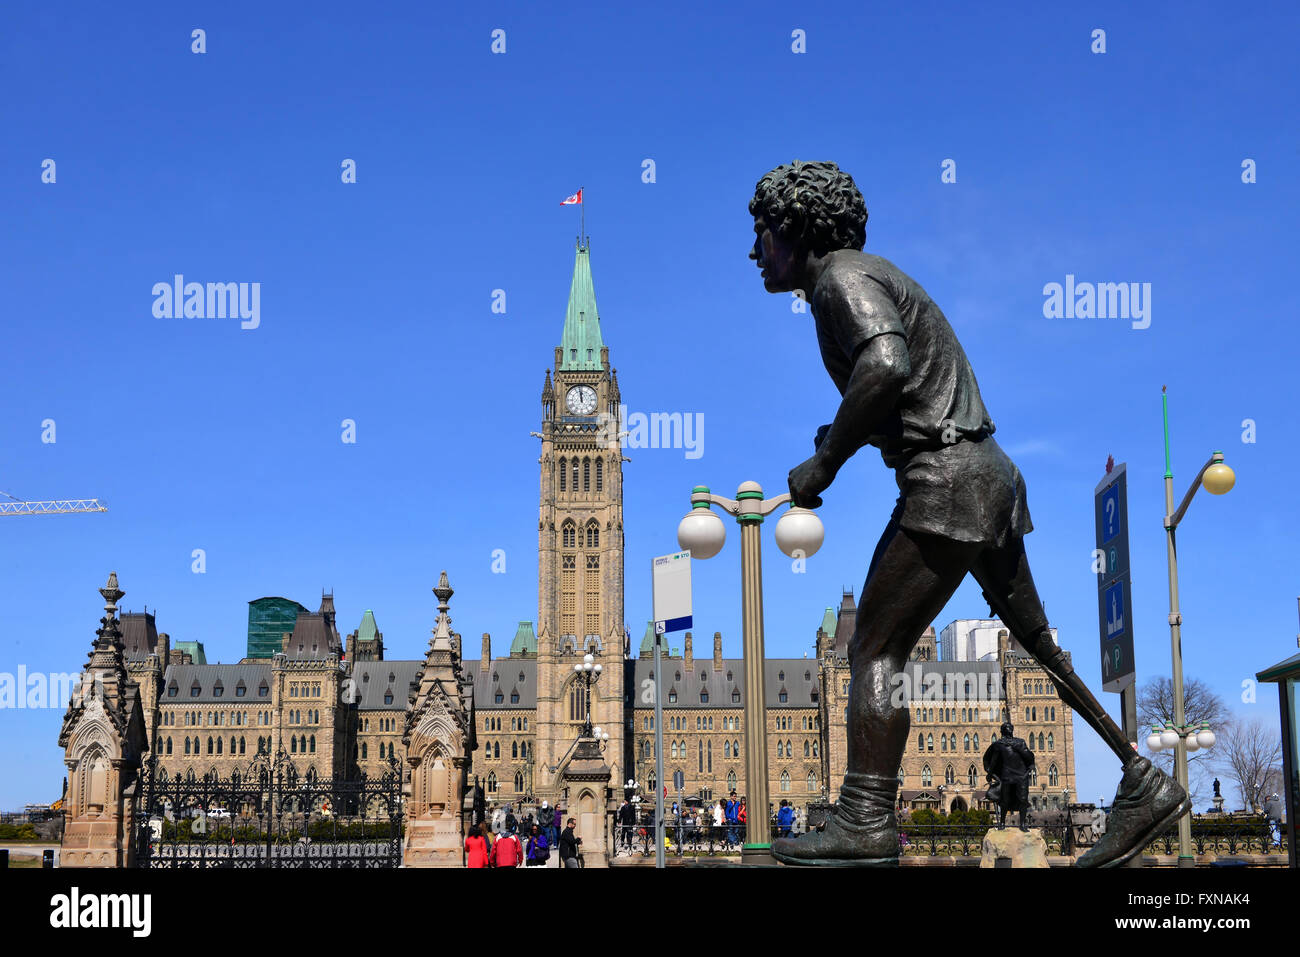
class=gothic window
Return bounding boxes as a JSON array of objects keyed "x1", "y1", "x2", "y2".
[
  {"x1": 964, "y1": 733, "x2": 971, "y2": 752},
  {"x1": 776, "y1": 741, "x2": 783, "y2": 758},
  {"x1": 699, "y1": 743, "x2": 704, "y2": 772},
  {"x1": 926, "y1": 734, "x2": 934, "y2": 752},
  {"x1": 514, "y1": 771, "x2": 524, "y2": 793},
  {"x1": 1048, "y1": 764, "x2": 1059, "y2": 787},
  {"x1": 707, "y1": 741, "x2": 713, "y2": 772},
  {"x1": 940, "y1": 734, "x2": 947, "y2": 752},
  {"x1": 361, "y1": 743, "x2": 367, "y2": 759},
  {"x1": 804, "y1": 740, "x2": 810, "y2": 758},
  {"x1": 585, "y1": 522, "x2": 599, "y2": 549},
  {"x1": 582, "y1": 457, "x2": 591, "y2": 491},
  {"x1": 732, "y1": 740, "x2": 738, "y2": 758},
  {"x1": 1047, "y1": 732, "x2": 1054, "y2": 751},
  {"x1": 487, "y1": 772, "x2": 497, "y2": 794},
  {"x1": 562, "y1": 521, "x2": 576, "y2": 548},
  {"x1": 1029, "y1": 766, "x2": 1039, "y2": 786},
  {"x1": 922, "y1": 765, "x2": 932, "y2": 787},
  {"x1": 290, "y1": 736, "x2": 296, "y2": 754},
  {"x1": 724, "y1": 741, "x2": 731, "y2": 758},
  {"x1": 727, "y1": 770, "x2": 737, "y2": 791},
  {"x1": 595, "y1": 458, "x2": 603, "y2": 491},
  {"x1": 568, "y1": 682, "x2": 584, "y2": 722},
  {"x1": 950, "y1": 733, "x2": 957, "y2": 751},
  {"x1": 671, "y1": 741, "x2": 678, "y2": 759},
  {"x1": 812, "y1": 740, "x2": 819, "y2": 757},
  {"x1": 571, "y1": 459, "x2": 579, "y2": 489},
  {"x1": 780, "y1": 771, "x2": 791, "y2": 793},
  {"x1": 918, "y1": 733, "x2": 924, "y2": 752},
  {"x1": 973, "y1": 733, "x2": 979, "y2": 751},
  {"x1": 166, "y1": 737, "x2": 173, "y2": 755},
  {"x1": 1038, "y1": 732, "x2": 1045, "y2": 751},
  {"x1": 512, "y1": 741, "x2": 518, "y2": 759},
  {"x1": 493, "y1": 741, "x2": 500, "y2": 759},
  {"x1": 945, "y1": 765, "x2": 955, "y2": 785},
  {"x1": 807, "y1": 772, "x2": 817, "y2": 792},
  {"x1": 559, "y1": 457, "x2": 567, "y2": 491}
]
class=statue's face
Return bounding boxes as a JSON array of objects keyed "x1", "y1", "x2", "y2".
[{"x1": 750, "y1": 213, "x2": 802, "y2": 294}]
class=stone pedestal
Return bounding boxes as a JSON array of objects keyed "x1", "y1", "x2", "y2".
[
  {"x1": 980, "y1": 827, "x2": 1050, "y2": 868},
  {"x1": 561, "y1": 737, "x2": 612, "y2": 867}
]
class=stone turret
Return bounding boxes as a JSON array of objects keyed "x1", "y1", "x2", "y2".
[
  {"x1": 57, "y1": 573, "x2": 149, "y2": 867},
  {"x1": 402, "y1": 571, "x2": 473, "y2": 867}
]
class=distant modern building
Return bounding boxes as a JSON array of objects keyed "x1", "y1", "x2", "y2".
[
  {"x1": 940, "y1": 618, "x2": 1058, "y2": 662},
  {"x1": 172, "y1": 640, "x2": 206, "y2": 665},
  {"x1": 246, "y1": 597, "x2": 310, "y2": 659}
]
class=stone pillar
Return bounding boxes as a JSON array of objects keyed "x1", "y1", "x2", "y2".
[
  {"x1": 403, "y1": 572, "x2": 472, "y2": 867},
  {"x1": 560, "y1": 736, "x2": 612, "y2": 867},
  {"x1": 58, "y1": 573, "x2": 149, "y2": 868}
]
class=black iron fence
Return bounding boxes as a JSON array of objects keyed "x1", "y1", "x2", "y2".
[{"x1": 134, "y1": 750, "x2": 404, "y2": 869}]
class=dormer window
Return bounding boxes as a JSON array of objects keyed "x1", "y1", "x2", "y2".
[
  {"x1": 495, "y1": 691, "x2": 504, "y2": 704},
  {"x1": 258, "y1": 683, "x2": 269, "y2": 698},
  {"x1": 167, "y1": 683, "x2": 178, "y2": 698},
  {"x1": 675, "y1": 671, "x2": 681, "y2": 681},
  {"x1": 726, "y1": 671, "x2": 733, "y2": 682},
  {"x1": 519, "y1": 672, "x2": 525, "y2": 683},
  {"x1": 778, "y1": 671, "x2": 785, "y2": 682},
  {"x1": 190, "y1": 683, "x2": 201, "y2": 698},
  {"x1": 213, "y1": 682, "x2": 224, "y2": 698},
  {"x1": 511, "y1": 690, "x2": 520, "y2": 704},
  {"x1": 363, "y1": 673, "x2": 369, "y2": 683},
  {"x1": 235, "y1": 682, "x2": 246, "y2": 698},
  {"x1": 384, "y1": 690, "x2": 394, "y2": 705},
  {"x1": 668, "y1": 690, "x2": 677, "y2": 704}
]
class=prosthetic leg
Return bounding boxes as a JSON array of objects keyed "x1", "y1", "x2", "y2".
[{"x1": 971, "y1": 540, "x2": 1190, "y2": 867}]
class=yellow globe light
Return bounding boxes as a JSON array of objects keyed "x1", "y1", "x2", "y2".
[{"x1": 1202, "y1": 455, "x2": 1235, "y2": 495}]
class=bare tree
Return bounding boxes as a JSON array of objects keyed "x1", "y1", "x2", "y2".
[
  {"x1": 1217, "y1": 716, "x2": 1283, "y2": 812},
  {"x1": 1136, "y1": 676, "x2": 1229, "y2": 805}
]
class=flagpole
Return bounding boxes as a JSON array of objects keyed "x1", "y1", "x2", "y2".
[{"x1": 581, "y1": 186, "x2": 585, "y2": 247}]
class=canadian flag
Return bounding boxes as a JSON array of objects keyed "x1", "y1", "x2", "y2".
[{"x1": 560, "y1": 188, "x2": 583, "y2": 206}]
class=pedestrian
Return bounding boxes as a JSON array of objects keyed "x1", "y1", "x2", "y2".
[
  {"x1": 490, "y1": 803, "x2": 505, "y2": 837},
  {"x1": 490, "y1": 823, "x2": 522, "y2": 868},
  {"x1": 559, "y1": 817, "x2": 582, "y2": 868},
  {"x1": 465, "y1": 822, "x2": 490, "y2": 869},
  {"x1": 526, "y1": 823, "x2": 550, "y2": 867},
  {"x1": 738, "y1": 797, "x2": 748, "y2": 840},
  {"x1": 726, "y1": 790, "x2": 739, "y2": 845},
  {"x1": 538, "y1": 800, "x2": 555, "y2": 850},
  {"x1": 618, "y1": 798, "x2": 636, "y2": 852},
  {"x1": 505, "y1": 804, "x2": 517, "y2": 836},
  {"x1": 777, "y1": 800, "x2": 794, "y2": 838}
]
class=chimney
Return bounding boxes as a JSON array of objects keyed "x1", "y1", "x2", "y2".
[
  {"x1": 713, "y1": 631, "x2": 723, "y2": 671},
  {"x1": 684, "y1": 632, "x2": 693, "y2": 671},
  {"x1": 998, "y1": 628, "x2": 1010, "y2": 660},
  {"x1": 481, "y1": 633, "x2": 491, "y2": 672}
]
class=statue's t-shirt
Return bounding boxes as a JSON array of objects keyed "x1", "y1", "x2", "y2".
[{"x1": 810, "y1": 251, "x2": 1033, "y2": 546}]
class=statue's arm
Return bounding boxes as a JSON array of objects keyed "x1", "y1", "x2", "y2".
[
  {"x1": 815, "y1": 335, "x2": 909, "y2": 473},
  {"x1": 812, "y1": 271, "x2": 909, "y2": 474}
]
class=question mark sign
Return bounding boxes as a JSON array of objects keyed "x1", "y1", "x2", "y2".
[{"x1": 1105, "y1": 495, "x2": 1116, "y2": 531}]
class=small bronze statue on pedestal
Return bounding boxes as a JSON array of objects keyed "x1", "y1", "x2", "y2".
[{"x1": 983, "y1": 722, "x2": 1035, "y2": 831}]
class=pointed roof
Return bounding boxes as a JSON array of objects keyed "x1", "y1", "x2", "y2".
[
  {"x1": 358, "y1": 609, "x2": 379, "y2": 641},
  {"x1": 819, "y1": 607, "x2": 837, "y2": 636},
  {"x1": 558, "y1": 241, "x2": 604, "y2": 370},
  {"x1": 510, "y1": 621, "x2": 537, "y2": 656}
]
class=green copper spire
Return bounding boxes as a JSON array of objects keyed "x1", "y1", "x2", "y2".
[
  {"x1": 559, "y1": 241, "x2": 604, "y2": 370},
  {"x1": 510, "y1": 621, "x2": 537, "y2": 656},
  {"x1": 358, "y1": 609, "x2": 378, "y2": 642},
  {"x1": 819, "y1": 607, "x2": 837, "y2": 636}
]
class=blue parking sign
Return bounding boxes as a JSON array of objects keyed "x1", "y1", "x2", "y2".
[{"x1": 1104, "y1": 579, "x2": 1125, "y2": 640}]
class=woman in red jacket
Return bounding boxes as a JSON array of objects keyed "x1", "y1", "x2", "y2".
[{"x1": 465, "y1": 823, "x2": 490, "y2": 869}]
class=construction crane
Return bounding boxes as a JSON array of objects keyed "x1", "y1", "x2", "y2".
[{"x1": 0, "y1": 490, "x2": 107, "y2": 516}]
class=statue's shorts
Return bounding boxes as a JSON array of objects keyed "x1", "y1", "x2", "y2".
[{"x1": 882, "y1": 435, "x2": 1033, "y2": 549}]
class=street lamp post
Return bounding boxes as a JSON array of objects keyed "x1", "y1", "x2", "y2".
[
  {"x1": 677, "y1": 480, "x2": 824, "y2": 864},
  {"x1": 1159, "y1": 387, "x2": 1235, "y2": 867}
]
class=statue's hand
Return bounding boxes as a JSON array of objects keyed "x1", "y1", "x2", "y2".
[
  {"x1": 788, "y1": 454, "x2": 833, "y2": 509},
  {"x1": 812, "y1": 424, "x2": 832, "y2": 453}
]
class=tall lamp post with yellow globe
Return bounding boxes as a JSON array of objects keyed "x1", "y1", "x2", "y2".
[
  {"x1": 677, "y1": 481, "x2": 824, "y2": 865},
  {"x1": 1160, "y1": 386, "x2": 1235, "y2": 867}
]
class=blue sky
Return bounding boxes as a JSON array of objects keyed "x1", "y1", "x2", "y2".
[{"x1": 2, "y1": 1, "x2": 1297, "y2": 810}]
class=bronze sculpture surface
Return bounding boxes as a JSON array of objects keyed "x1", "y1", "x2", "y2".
[{"x1": 751, "y1": 161, "x2": 1190, "y2": 867}]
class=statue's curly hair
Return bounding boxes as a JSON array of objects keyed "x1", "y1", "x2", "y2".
[{"x1": 748, "y1": 160, "x2": 867, "y2": 257}]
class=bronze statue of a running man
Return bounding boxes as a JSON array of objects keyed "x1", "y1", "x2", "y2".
[{"x1": 750, "y1": 160, "x2": 1187, "y2": 867}]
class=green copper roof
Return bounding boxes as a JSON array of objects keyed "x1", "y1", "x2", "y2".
[
  {"x1": 510, "y1": 621, "x2": 537, "y2": 655},
  {"x1": 820, "y1": 607, "x2": 837, "y2": 635},
  {"x1": 639, "y1": 621, "x2": 658, "y2": 656},
  {"x1": 559, "y1": 242, "x2": 604, "y2": 370},
  {"x1": 174, "y1": 640, "x2": 207, "y2": 665},
  {"x1": 358, "y1": 609, "x2": 378, "y2": 641}
]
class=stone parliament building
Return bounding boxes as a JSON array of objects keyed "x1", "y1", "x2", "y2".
[{"x1": 59, "y1": 238, "x2": 1075, "y2": 864}]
